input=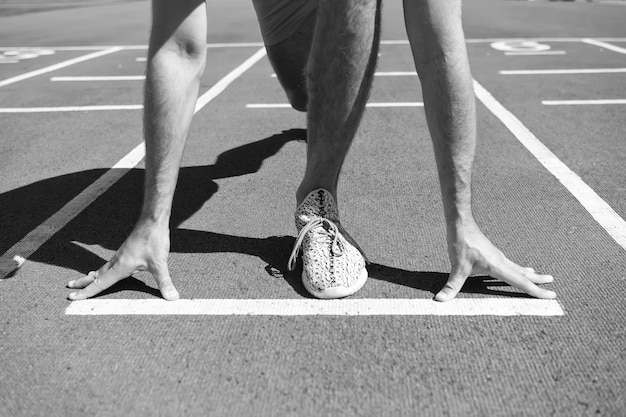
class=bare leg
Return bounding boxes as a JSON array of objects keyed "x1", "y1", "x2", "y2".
[
  {"x1": 297, "y1": 0, "x2": 381, "y2": 205},
  {"x1": 286, "y1": 0, "x2": 381, "y2": 299},
  {"x1": 67, "y1": 0, "x2": 208, "y2": 300},
  {"x1": 404, "y1": 0, "x2": 555, "y2": 301}
]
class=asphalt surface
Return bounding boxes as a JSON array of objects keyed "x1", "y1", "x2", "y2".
[{"x1": 1, "y1": 0, "x2": 625, "y2": 416}]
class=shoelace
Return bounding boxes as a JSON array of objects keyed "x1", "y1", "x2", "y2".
[{"x1": 288, "y1": 218, "x2": 344, "y2": 271}]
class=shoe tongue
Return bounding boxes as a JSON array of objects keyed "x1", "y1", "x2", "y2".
[{"x1": 296, "y1": 188, "x2": 339, "y2": 223}]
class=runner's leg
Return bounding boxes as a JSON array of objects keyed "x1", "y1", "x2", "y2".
[
  {"x1": 68, "y1": 0, "x2": 208, "y2": 300},
  {"x1": 297, "y1": 0, "x2": 381, "y2": 204}
]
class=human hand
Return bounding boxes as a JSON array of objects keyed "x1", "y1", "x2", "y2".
[
  {"x1": 66, "y1": 222, "x2": 179, "y2": 301},
  {"x1": 436, "y1": 219, "x2": 556, "y2": 302}
]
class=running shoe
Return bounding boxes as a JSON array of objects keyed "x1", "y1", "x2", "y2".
[{"x1": 288, "y1": 189, "x2": 367, "y2": 298}]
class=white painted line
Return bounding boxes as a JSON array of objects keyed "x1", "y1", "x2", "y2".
[
  {"x1": 195, "y1": 47, "x2": 266, "y2": 112},
  {"x1": 0, "y1": 43, "x2": 263, "y2": 52},
  {"x1": 380, "y1": 40, "x2": 409, "y2": 45},
  {"x1": 474, "y1": 80, "x2": 626, "y2": 252},
  {"x1": 0, "y1": 47, "x2": 122, "y2": 88},
  {"x1": 504, "y1": 51, "x2": 566, "y2": 56},
  {"x1": 542, "y1": 99, "x2": 626, "y2": 106},
  {"x1": 375, "y1": 71, "x2": 417, "y2": 76},
  {"x1": 247, "y1": 102, "x2": 423, "y2": 109},
  {"x1": 0, "y1": 105, "x2": 143, "y2": 113},
  {"x1": 65, "y1": 298, "x2": 565, "y2": 316},
  {"x1": 51, "y1": 75, "x2": 145, "y2": 81},
  {"x1": 136, "y1": 57, "x2": 146, "y2": 62},
  {"x1": 0, "y1": 2, "x2": 103, "y2": 8},
  {"x1": 582, "y1": 38, "x2": 626, "y2": 54},
  {"x1": 500, "y1": 68, "x2": 626, "y2": 75},
  {"x1": 0, "y1": 48, "x2": 267, "y2": 278},
  {"x1": 466, "y1": 37, "x2": 626, "y2": 44}
]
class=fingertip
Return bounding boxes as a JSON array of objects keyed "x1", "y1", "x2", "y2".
[
  {"x1": 545, "y1": 290, "x2": 557, "y2": 299},
  {"x1": 67, "y1": 280, "x2": 76, "y2": 288},
  {"x1": 161, "y1": 287, "x2": 180, "y2": 301},
  {"x1": 68, "y1": 292, "x2": 80, "y2": 301},
  {"x1": 434, "y1": 291, "x2": 453, "y2": 302}
]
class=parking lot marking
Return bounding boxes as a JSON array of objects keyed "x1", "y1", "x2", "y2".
[
  {"x1": 0, "y1": 48, "x2": 267, "y2": 278},
  {"x1": 504, "y1": 51, "x2": 566, "y2": 56},
  {"x1": 582, "y1": 38, "x2": 626, "y2": 54},
  {"x1": 65, "y1": 298, "x2": 565, "y2": 316},
  {"x1": 0, "y1": 105, "x2": 142, "y2": 113},
  {"x1": 0, "y1": 47, "x2": 122, "y2": 88},
  {"x1": 474, "y1": 80, "x2": 626, "y2": 252},
  {"x1": 50, "y1": 76, "x2": 145, "y2": 81},
  {"x1": 542, "y1": 99, "x2": 626, "y2": 105},
  {"x1": 500, "y1": 68, "x2": 626, "y2": 75}
]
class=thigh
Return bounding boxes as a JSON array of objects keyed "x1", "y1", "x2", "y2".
[{"x1": 265, "y1": 9, "x2": 316, "y2": 87}]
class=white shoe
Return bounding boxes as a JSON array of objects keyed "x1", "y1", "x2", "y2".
[{"x1": 288, "y1": 189, "x2": 367, "y2": 299}]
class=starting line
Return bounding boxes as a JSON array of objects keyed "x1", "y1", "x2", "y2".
[{"x1": 65, "y1": 298, "x2": 565, "y2": 316}]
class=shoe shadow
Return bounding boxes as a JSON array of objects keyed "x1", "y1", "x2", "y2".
[{"x1": 367, "y1": 264, "x2": 534, "y2": 298}]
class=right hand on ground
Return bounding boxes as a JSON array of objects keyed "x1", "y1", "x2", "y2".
[{"x1": 66, "y1": 223, "x2": 179, "y2": 301}]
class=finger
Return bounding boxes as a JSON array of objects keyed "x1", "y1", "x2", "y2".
[
  {"x1": 68, "y1": 264, "x2": 129, "y2": 301},
  {"x1": 528, "y1": 272, "x2": 554, "y2": 285},
  {"x1": 67, "y1": 271, "x2": 97, "y2": 289},
  {"x1": 504, "y1": 260, "x2": 554, "y2": 284},
  {"x1": 489, "y1": 263, "x2": 557, "y2": 299},
  {"x1": 153, "y1": 265, "x2": 179, "y2": 301},
  {"x1": 435, "y1": 263, "x2": 472, "y2": 302},
  {"x1": 67, "y1": 261, "x2": 113, "y2": 288}
]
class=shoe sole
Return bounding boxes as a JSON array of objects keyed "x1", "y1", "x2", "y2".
[{"x1": 302, "y1": 266, "x2": 368, "y2": 299}]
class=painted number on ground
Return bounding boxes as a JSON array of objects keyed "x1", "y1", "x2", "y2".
[
  {"x1": 490, "y1": 41, "x2": 551, "y2": 52},
  {"x1": 0, "y1": 49, "x2": 55, "y2": 64}
]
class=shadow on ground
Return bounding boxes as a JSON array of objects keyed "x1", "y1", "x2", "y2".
[{"x1": 1, "y1": 128, "x2": 520, "y2": 299}]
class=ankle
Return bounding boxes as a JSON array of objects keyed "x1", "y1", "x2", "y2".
[{"x1": 296, "y1": 181, "x2": 337, "y2": 206}]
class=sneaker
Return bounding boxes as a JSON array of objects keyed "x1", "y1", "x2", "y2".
[{"x1": 287, "y1": 189, "x2": 367, "y2": 299}]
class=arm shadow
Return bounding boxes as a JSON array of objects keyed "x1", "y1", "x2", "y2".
[{"x1": 3, "y1": 126, "x2": 527, "y2": 299}]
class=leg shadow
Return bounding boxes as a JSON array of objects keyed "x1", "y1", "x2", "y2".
[{"x1": 2, "y1": 129, "x2": 306, "y2": 280}]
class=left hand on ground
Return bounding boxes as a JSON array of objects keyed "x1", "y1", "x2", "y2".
[{"x1": 437, "y1": 220, "x2": 556, "y2": 302}]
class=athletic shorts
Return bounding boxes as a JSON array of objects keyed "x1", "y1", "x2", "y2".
[{"x1": 251, "y1": 0, "x2": 318, "y2": 46}]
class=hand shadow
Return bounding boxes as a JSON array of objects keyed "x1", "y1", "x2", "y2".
[{"x1": 63, "y1": 232, "x2": 527, "y2": 300}]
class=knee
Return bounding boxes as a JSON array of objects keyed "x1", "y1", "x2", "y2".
[
  {"x1": 286, "y1": 88, "x2": 308, "y2": 112},
  {"x1": 151, "y1": 34, "x2": 207, "y2": 78},
  {"x1": 173, "y1": 35, "x2": 207, "y2": 72},
  {"x1": 148, "y1": 1, "x2": 207, "y2": 76}
]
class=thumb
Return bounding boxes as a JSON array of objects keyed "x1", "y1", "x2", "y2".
[{"x1": 435, "y1": 264, "x2": 471, "y2": 302}]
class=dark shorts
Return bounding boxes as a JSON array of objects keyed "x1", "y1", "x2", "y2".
[{"x1": 251, "y1": 0, "x2": 318, "y2": 46}]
